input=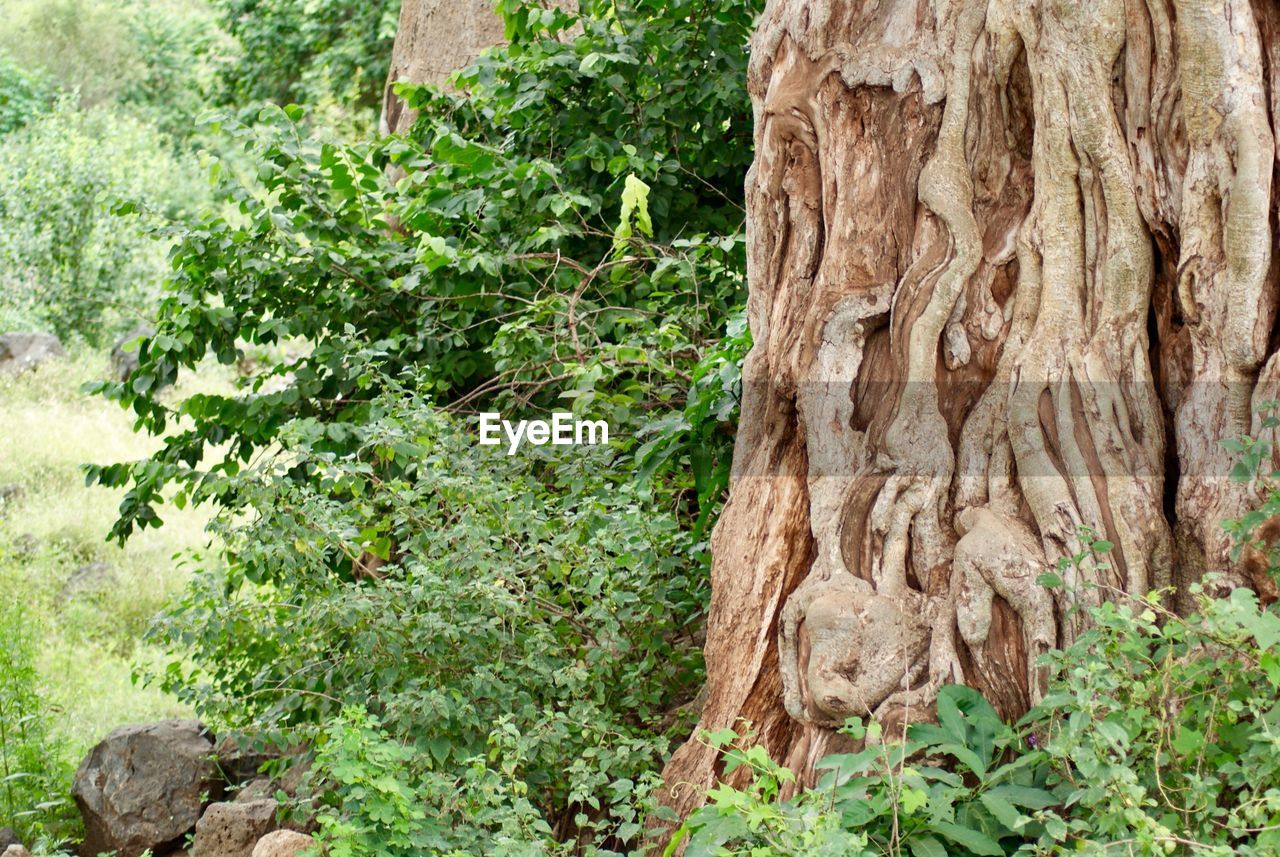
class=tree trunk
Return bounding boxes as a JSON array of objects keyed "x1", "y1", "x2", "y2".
[
  {"x1": 381, "y1": 0, "x2": 509, "y2": 135},
  {"x1": 663, "y1": 0, "x2": 1280, "y2": 816},
  {"x1": 381, "y1": 0, "x2": 578, "y2": 136}
]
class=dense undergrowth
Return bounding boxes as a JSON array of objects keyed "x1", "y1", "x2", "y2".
[{"x1": 79, "y1": 0, "x2": 755, "y2": 853}]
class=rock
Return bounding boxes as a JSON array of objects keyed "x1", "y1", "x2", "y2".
[
  {"x1": 213, "y1": 734, "x2": 279, "y2": 786},
  {"x1": 0, "y1": 332, "x2": 64, "y2": 376},
  {"x1": 277, "y1": 754, "x2": 312, "y2": 798},
  {"x1": 61, "y1": 561, "x2": 117, "y2": 603},
  {"x1": 0, "y1": 829, "x2": 20, "y2": 850},
  {"x1": 251, "y1": 830, "x2": 321, "y2": 857},
  {"x1": 0, "y1": 484, "x2": 21, "y2": 506},
  {"x1": 110, "y1": 324, "x2": 154, "y2": 382},
  {"x1": 192, "y1": 800, "x2": 278, "y2": 857},
  {"x1": 2, "y1": 845, "x2": 31, "y2": 857},
  {"x1": 234, "y1": 778, "x2": 278, "y2": 804},
  {"x1": 72, "y1": 719, "x2": 219, "y2": 857},
  {"x1": 11, "y1": 533, "x2": 36, "y2": 559}
]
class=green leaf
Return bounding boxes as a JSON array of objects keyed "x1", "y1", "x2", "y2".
[
  {"x1": 1170, "y1": 726, "x2": 1204, "y2": 756},
  {"x1": 978, "y1": 792, "x2": 1024, "y2": 832},
  {"x1": 986, "y1": 784, "x2": 1057, "y2": 810},
  {"x1": 931, "y1": 821, "x2": 1005, "y2": 856},
  {"x1": 613, "y1": 173, "x2": 653, "y2": 249},
  {"x1": 908, "y1": 836, "x2": 950, "y2": 857},
  {"x1": 901, "y1": 786, "x2": 928, "y2": 815}
]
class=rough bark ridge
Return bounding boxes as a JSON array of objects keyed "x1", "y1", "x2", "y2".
[{"x1": 663, "y1": 0, "x2": 1280, "y2": 815}]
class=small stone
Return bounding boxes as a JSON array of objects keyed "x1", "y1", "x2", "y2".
[
  {"x1": 251, "y1": 830, "x2": 322, "y2": 857},
  {"x1": 192, "y1": 800, "x2": 278, "y2": 857},
  {"x1": 234, "y1": 778, "x2": 278, "y2": 804},
  {"x1": 110, "y1": 324, "x2": 155, "y2": 383},
  {"x1": 61, "y1": 561, "x2": 117, "y2": 603}
]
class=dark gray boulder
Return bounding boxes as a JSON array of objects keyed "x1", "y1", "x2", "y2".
[
  {"x1": 72, "y1": 720, "x2": 218, "y2": 857},
  {"x1": 110, "y1": 324, "x2": 154, "y2": 382},
  {"x1": 0, "y1": 332, "x2": 64, "y2": 376}
]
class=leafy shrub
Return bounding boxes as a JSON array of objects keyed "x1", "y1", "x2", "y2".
[
  {"x1": 88, "y1": 0, "x2": 757, "y2": 850},
  {"x1": 0, "y1": 0, "x2": 220, "y2": 138},
  {"x1": 1030, "y1": 583, "x2": 1280, "y2": 855},
  {"x1": 0, "y1": 0, "x2": 145, "y2": 109},
  {"x1": 91, "y1": 0, "x2": 754, "y2": 544},
  {"x1": 0, "y1": 56, "x2": 56, "y2": 134},
  {"x1": 675, "y1": 686, "x2": 1058, "y2": 857},
  {"x1": 1019, "y1": 415, "x2": 1280, "y2": 855},
  {"x1": 310, "y1": 706, "x2": 559, "y2": 856},
  {"x1": 144, "y1": 393, "x2": 702, "y2": 852},
  {"x1": 0, "y1": 99, "x2": 205, "y2": 342},
  {"x1": 211, "y1": 0, "x2": 402, "y2": 111},
  {"x1": 0, "y1": 599, "x2": 72, "y2": 845},
  {"x1": 120, "y1": 0, "x2": 225, "y2": 139}
]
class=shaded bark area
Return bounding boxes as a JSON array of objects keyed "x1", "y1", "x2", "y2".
[{"x1": 663, "y1": 0, "x2": 1280, "y2": 816}]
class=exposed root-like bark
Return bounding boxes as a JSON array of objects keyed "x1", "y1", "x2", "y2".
[{"x1": 662, "y1": 0, "x2": 1280, "y2": 819}]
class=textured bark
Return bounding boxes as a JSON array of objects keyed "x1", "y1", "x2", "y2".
[
  {"x1": 663, "y1": 0, "x2": 1280, "y2": 817},
  {"x1": 381, "y1": 0, "x2": 507, "y2": 135},
  {"x1": 381, "y1": 0, "x2": 577, "y2": 135}
]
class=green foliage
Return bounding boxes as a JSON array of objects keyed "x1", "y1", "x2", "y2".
[
  {"x1": 144, "y1": 393, "x2": 701, "y2": 852},
  {"x1": 0, "y1": 0, "x2": 221, "y2": 140},
  {"x1": 211, "y1": 0, "x2": 401, "y2": 111},
  {"x1": 85, "y1": 0, "x2": 757, "y2": 850},
  {"x1": 0, "y1": 599, "x2": 72, "y2": 845},
  {"x1": 0, "y1": 99, "x2": 206, "y2": 342},
  {"x1": 0, "y1": 56, "x2": 56, "y2": 134},
  {"x1": 675, "y1": 687, "x2": 1058, "y2": 857},
  {"x1": 635, "y1": 304, "x2": 748, "y2": 543},
  {"x1": 90, "y1": 0, "x2": 754, "y2": 542},
  {"x1": 1031, "y1": 584, "x2": 1280, "y2": 855},
  {"x1": 311, "y1": 707, "x2": 560, "y2": 856},
  {"x1": 119, "y1": 0, "x2": 225, "y2": 139},
  {"x1": 1021, "y1": 409, "x2": 1280, "y2": 855},
  {"x1": 0, "y1": 0, "x2": 145, "y2": 108}
]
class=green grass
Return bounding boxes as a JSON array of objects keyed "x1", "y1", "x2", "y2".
[{"x1": 0, "y1": 348, "x2": 231, "y2": 767}]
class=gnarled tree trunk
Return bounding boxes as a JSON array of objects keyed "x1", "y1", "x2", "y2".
[{"x1": 663, "y1": 0, "x2": 1280, "y2": 816}]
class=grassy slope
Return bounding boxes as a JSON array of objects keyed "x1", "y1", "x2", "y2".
[{"x1": 0, "y1": 350, "x2": 227, "y2": 763}]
